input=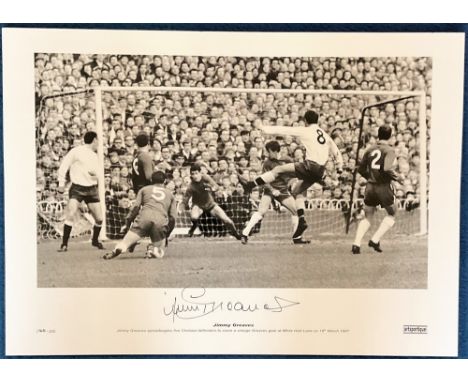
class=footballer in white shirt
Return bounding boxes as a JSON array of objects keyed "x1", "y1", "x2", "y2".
[
  {"x1": 57, "y1": 131, "x2": 105, "y2": 252},
  {"x1": 245, "y1": 111, "x2": 344, "y2": 241}
]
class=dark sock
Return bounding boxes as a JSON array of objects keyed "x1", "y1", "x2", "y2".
[
  {"x1": 188, "y1": 220, "x2": 198, "y2": 234},
  {"x1": 254, "y1": 177, "x2": 266, "y2": 186},
  {"x1": 92, "y1": 225, "x2": 102, "y2": 243},
  {"x1": 62, "y1": 224, "x2": 72, "y2": 246},
  {"x1": 226, "y1": 221, "x2": 240, "y2": 239},
  {"x1": 298, "y1": 209, "x2": 305, "y2": 219}
]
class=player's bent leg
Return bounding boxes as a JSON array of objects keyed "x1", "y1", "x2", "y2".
[
  {"x1": 211, "y1": 205, "x2": 241, "y2": 240},
  {"x1": 88, "y1": 202, "x2": 105, "y2": 249},
  {"x1": 292, "y1": 190, "x2": 311, "y2": 241},
  {"x1": 146, "y1": 240, "x2": 165, "y2": 259},
  {"x1": 165, "y1": 216, "x2": 176, "y2": 247},
  {"x1": 272, "y1": 163, "x2": 296, "y2": 176},
  {"x1": 281, "y1": 196, "x2": 298, "y2": 216},
  {"x1": 188, "y1": 205, "x2": 204, "y2": 237},
  {"x1": 58, "y1": 198, "x2": 80, "y2": 252},
  {"x1": 291, "y1": 180, "x2": 312, "y2": 240},
  {"x1": 246, "y1": 163, "x2": 296, "y2": 192},
  {"x1": 242, "y1": 195, "x2": 271, "y2": 243},
  {"x1": 291, "y1": 179, "x2": 312, "y2": 197},
  {"x1": 352, "y1": 205, "x2": 375, "y2": 254},
  {"x1": 369, "y1": 204, "x2": 397, "y2": 253},
  {"x1": 103, "y1": 231, "x2": 141, "y2": 260},
  {"x1": 280, "y1": 196, "x2": 310, "y2": 244},
  {"x1": 146, "y1": 223, "x2": 167, "y2": 258}
]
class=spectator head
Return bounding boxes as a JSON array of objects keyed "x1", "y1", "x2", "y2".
[
  {"x1": 113, "y1": 137, "x2": 123, "y2": 148},
  {"x1": 208, "y1": 158, "x2": 218, "y2": 170},
  {"x1": 161, "y1": 146, "x2": 171, "y2": 160},
  {"x1": 304, "y1": 110, "x2": 319, "y2": 125},
  {"x1": 378, "y1": 125, "x2": 393, "y2": 141},
  {"x1": 120, "y1": 166, "x2": 129, "y2": 177},
  {"x1": 174, "y1": 153, "x2": 185, "y2": 166},
  {"x1": 235, "y1": 182, "x2": 245, "y2": 196},
  {"x1": 238, "y1": 156, "x2": 249, "y2": 168},
  {"x1": 128, "y1": 189, "x2": 136, "y2": 200},
  {"x1": 109, "y1": 151, "x2": 120, "y2": 164},
  {"x1": 151, "y1": 170, "x2": 166, "y2": 185},
  {"x1": 135, "y1": 133, "x2": 149, "y2": 148},
  {"x1": 124, "y1": 135, "x2": 135, "y2": 147},
  {"x1": 218, "y1": 158, "x2": 228, "y2": 171}
]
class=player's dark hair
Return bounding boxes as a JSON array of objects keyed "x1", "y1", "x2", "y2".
[
  {"x1": 378, "y1": 125, "x2": 393, "y2": 140},
  {"x1": 265, "y1": 140, "x2": 281, "y2": 153},
  {"x1": 240, "y1": 130, "x2": 250, "y2": 136},
  {"x1": 135, "y1": 133, "x2": 149, "y2": 148},
  {"x1": 151, "y1": 171, "x2": 166, "y2": 185},
  {"x1": 83, "y1": 131, "x2": 97, "y2": 144},
  {"x1": 190, "y1": 163, "x2": 202, "y2": 173},
  {"x1": 304, "y1": 110, "x2": 319, "y2": 124}
]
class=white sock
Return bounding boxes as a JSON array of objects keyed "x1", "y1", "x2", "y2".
[
  {"x1": 259, "y1": 171, "x2": 275, "y2": 184},
  {"x1": 114, "y1": 242, "x2": 127, "y2": 254},
  {"x1": 243, "y1": 212, "x2": 263, "y2": 236},
  {"x1": 353, "y1": 218, "x2": 371, "y2": 247},
  {"x1": 295, "y1": 196, "x2": 305, "y2": 211},
  {"x1": 291, "y1": 215, "x2": 299, "y2": 234},
  {"x1": 371, "y1": 216, "x2": 395, "y2": 243}
]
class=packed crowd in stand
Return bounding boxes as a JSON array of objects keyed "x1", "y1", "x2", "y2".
[{"x1": 36, "y1": 54, "x2": 430, "y2": 226}]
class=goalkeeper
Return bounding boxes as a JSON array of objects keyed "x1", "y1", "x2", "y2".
[{"x1": 181, "y1": 164, "x2": 242, "y2": 240}]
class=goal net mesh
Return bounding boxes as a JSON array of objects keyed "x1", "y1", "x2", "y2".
[{"x1": 36, "y1": 88, "x2": 425, "y2": 240}]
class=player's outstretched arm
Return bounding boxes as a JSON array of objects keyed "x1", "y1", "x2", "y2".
[{"x1": 261, "y1": 125, "x2": 308, "y2": 138}]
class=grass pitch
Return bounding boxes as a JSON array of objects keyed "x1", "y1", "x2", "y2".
[{"x1": 37, "y1": 234, "x2": 427, "y2": 289}]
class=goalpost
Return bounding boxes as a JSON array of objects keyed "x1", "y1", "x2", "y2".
[
  {"x1": 35, "y1": 86, "x2": 428, "y2": 240},
  {"x1": 93, "y1": 86, "x2": 428, "y2": 238}
]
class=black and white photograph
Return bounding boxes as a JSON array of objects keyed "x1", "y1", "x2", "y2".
[
  {"x1": 3, "y1": 28, "x2": 464, "y2": 356},
  {"x1": 35, "y1": 52, "x2": 428, "y2": 288}
]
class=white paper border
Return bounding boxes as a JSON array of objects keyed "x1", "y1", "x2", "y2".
[{"x1": 2, "y1": 28, "x2": 464, "y2": 356}]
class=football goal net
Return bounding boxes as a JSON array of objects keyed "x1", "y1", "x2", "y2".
[{"x1": 36, "y1": 86, "x2": 427, "y2": 240}]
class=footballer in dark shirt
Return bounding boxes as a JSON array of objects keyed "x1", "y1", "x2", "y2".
[{"x1": 352, "y1": 125, "x2": 403, "y2": 254}]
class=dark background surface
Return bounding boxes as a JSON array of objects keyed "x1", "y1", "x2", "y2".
[{"x1": 0, "y1": 23, "x2": 466, "y2": 358}]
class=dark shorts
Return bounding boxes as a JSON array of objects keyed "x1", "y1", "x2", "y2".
[
  {"x1": 69, "y1": 184, "x2": 100, "y2": 204},
  {"x1": 130, "y1": 211, "x2": 168, "y2": 242},
  {"x1": 263, "y1": 187, "x2": 292, "y2": 203},
  {"x1": 295, "y1": 160, "x2": 325, "y2": 184},
  {"x1": 195, "y1": 200, "x2": 217, "y2": 213},
  {"x1": 364, "y1": 183, "x2": 395, "y2": 208}
]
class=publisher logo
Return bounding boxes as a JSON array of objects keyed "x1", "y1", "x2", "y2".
[{"x1": 403, "y1": 325, "x2": 428, "y2": 334}]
